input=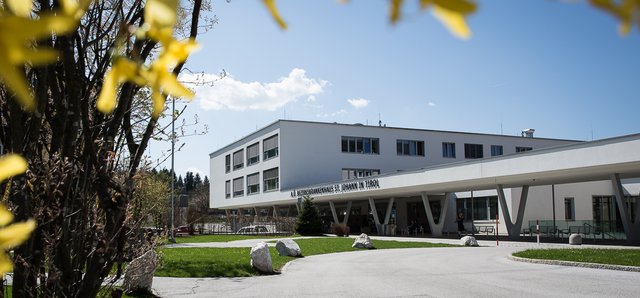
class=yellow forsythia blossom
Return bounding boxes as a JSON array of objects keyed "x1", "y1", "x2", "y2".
[
  {"x1": 0, "y1": 154, "x2": 35, "y2": 276},
  {"x1": 0, "y1": 0, "x2": 90, "y2": 111},
  {"x1": 96, "y1": 0, "x2": 198, "y2": 119},
  {"x1": 263, "y1": 0, "x2": 476, "y2": 39}
]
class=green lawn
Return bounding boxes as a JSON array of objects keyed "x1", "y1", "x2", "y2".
[
  {"x1": 167, "y1": 234, "x2": 296, "y2": 244},
  {"x1": 156, "y1": 237, "x2": 457, "y2": 277},
  {"x1": 513, "y1": 248, "x2": 640, "y2": 267}
]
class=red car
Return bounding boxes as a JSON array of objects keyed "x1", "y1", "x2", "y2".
[{"x1": 174, "y1": 225, "x2": 193, "y2": 236}]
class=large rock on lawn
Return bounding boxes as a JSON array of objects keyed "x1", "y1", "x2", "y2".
[
  {"x1": 460, "y1": 235, "x2": 479, "y2": 247},
  {"x1": 352, "y1": 233, "x2": 375, "y2": 249},
  {"x1": 276, "y1": 238, "x2": 302, "y2": 257},
  {"x1": 569, "y1": 233, "x2": 582, "y2": 245},
  {"x1": 122, "y1": 250, "x2": 159, "y2": 293},
  {"x1": 250, "y1": 242, "x2": 273, "y2": 273}
]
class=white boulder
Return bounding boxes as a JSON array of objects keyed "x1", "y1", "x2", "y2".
[
  {"x1": 250, "y1": 242, "x2": 273, "y2": 273},
  {"x1": 122, "y1": 250, "x2": 158, "y2": 293},
  {"x1": 569, "y1": 233, "x2": 582, "y2": 245},
  {"x1": 460, "y1": 235, "x2": 479, "y2": 247},
  {"x1": 352, "y1": 233, "x2": 375, "y2": 249},
  {"x1": 276, "y1": 238, "x2": 302, "y2": 257}
]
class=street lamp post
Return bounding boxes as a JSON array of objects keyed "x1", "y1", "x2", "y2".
[{"x1": 168, "y1": 96, "x2": 177, "y2": 243}]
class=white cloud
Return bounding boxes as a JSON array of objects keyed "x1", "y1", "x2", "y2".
[
  {"x1": 180, "y1": 69, "x2": 328, "y2": 111},
  {"x1": 428, "y1": 102, "x2": 436, "y2": 107},
  {"x1": 347, "y1": 98, "x2": 370, "y2": 109},
  {"x1": 317, "y1": 109, "x2": 347, "y2": 118}
]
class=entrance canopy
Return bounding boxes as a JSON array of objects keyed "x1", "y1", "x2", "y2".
[{"x1": 289, "y1": 133, "x2": 640, "y2": 201}]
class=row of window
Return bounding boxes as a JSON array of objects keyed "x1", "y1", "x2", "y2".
[
  {"x1": 341, "y1": 168, "x2": 380, "y2": 180},
  {"x1": 225, "y1": 167, "x2": 279, "y2": 198},
  {"x1": 225, "y1": 134, "x2": 279, "y2": 173},
  {"x1": 443, "y1": 143, "x2": 531, "y2": 159},
  {"x1": 341, "y1": 136, "x2": 532, "y2": 159}
]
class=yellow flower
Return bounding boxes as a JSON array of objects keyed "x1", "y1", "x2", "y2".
[
  {"x1": 5, "y1": 0, "x2": 33, "y2": 17},
  {"x1": 0, "y1": 208, "x2": 36, "y2": 276},
  {"x1": 0, "y1": 11, "x2": 81, "y2": 111},
  {"x1": 590, "y1": 0, "x2": 640, "y2": 35},
  {"x1": 96, "y1": 38, "x2": 198, "y2": 118},
  {"x1": 0, "y1": 154, "x2": 34, "y2": 276},
  {"x1": 431, "y1": 5, "x2": 472, "y2": 39},
  {"x1": 0, "y1": 154, "x2": 27, "y2": 182},
  {"x1": 262, "y1": 0, "x2": 288, "y2": 29}
]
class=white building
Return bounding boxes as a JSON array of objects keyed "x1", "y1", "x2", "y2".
[{"x1": 209, "y1": 120, "x2": 640, "y2": 244}]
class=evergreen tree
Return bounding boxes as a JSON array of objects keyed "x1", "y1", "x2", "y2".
[
  {"x1": 203, "y1": 176, "x2": 210, "y2": 187},
  {"x1": 185, "y1": 171, "x2": 194, "y2": 192},
  {"x1": 176, "y1": 175, "x2": 184, "y2": 190},
  {"x1": 194, "y1": 173, "x2": 203, "y2": 190},
  {"x1": 295, "y1": 196, "x2": 324, "y2": 235}
]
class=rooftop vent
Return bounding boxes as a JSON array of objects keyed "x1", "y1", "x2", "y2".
[{"x1": 521, "y1": 128, "x2": 535, "y2": 138}]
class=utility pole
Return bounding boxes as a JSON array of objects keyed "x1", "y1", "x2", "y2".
[{"x1": 168, "y1": 96, "x2": 176, "y2": 243}]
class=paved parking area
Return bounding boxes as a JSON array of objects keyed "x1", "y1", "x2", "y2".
[{"x1": 153, "y1": 238, "x2": 640, "y2": 297}]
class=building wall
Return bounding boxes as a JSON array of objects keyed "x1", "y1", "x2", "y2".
[{"x1": 277, "y1": 120, "x2": 576, "y2": 192}]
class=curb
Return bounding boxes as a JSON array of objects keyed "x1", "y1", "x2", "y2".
[{"x1": 508, "y1": 255, "x2": 640, "y2": 272}]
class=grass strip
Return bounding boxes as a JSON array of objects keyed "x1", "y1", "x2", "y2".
[
  {"x1": 167, "y1": 234, "x2": 294, "y2": 244},
  {"x1": 512, "y1": 248, "x2": 640, "y2": 267},
  {"x1": 156, "y1": 237, "x2": 456, "y2": 277}
]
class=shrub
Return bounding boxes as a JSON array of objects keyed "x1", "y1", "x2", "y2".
[
  {"x1": 294, "y1": 196, "x2": 324, "y2": 235},
  {"x1": 331, "y1": 224, "x2": 350, "y2": 237}
]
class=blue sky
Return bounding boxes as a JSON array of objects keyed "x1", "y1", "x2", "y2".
[{"x1": 147, "y1": 0, "x2": 640, "y2": 178}]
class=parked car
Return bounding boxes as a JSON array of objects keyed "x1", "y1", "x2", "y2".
[
  {"x1": 236, "y1": 225, "x2": 270, "y2": 234},
  {"x1": 174, "y1": 225, "x2": 193, "y2": 236}
]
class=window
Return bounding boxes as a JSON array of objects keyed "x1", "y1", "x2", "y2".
[
  {"x1": 456, "y1": 196, "x2": 498, "y2": 220},
  {"x1": 247, "y1": 173, "x2": 260, "y2": 195},
  {"x1": 263, "y1": 167, "x2": 279, "y2": 192},
  {"x1": 225, "y1": 180, "x2": 231, "y2": 198},
  {"x1": 225, "y1": 154, "x2": 231, "y2": 173},
  {"x1": 341, "y1": 168, "x2": 380, "y2": 180},
  {"x1": 491, "y1": 145, "x2": 503, "y2": 157},
  {"x1": 396, "y1": 140, "x2": 425, "y2": 156},
  {"x1": 232, "y1": 149, "x2": 244, "y2": 170},
  {"x1": 464, "y1": 143, "x2": 484, "y2": 159},
  {"x1": 456, "y1": 196, "x2": 498, "y2": 221},
  {"x1": 247, "y1": 142, "x2": 260, "y2": 166},
  {"x1": 263, "y1": 134, "x2": 279, "y2": 160},
  {"x1": 442, "y1": 142, "x2": 456, "y2": 158},
  {"x1": 232, "y1": 177, "x2": 244, "y2": 197},
  {"x1": 516, "y1": 146, "x2": 533, "y2": 153},
  {"x1": 341, "y1": 136, "x2": 379, "y2": 154},
  {"x1": 564, "y1": 197, "x2": 574, "y2": 220}
]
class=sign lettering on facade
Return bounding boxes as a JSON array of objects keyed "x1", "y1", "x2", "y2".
[{"x1": 290, "y1": 178, "x2": 381, "y2": 197}]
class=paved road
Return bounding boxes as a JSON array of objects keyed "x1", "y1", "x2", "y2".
[{"x1": 152, "y1": 243, "x2": 640, "y2": 297}]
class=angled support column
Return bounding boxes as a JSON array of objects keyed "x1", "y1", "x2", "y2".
[
  {"x1": 368, "y1": 197, "x2": 381, "y2": 225},
  {"x1": 421, "y1": 192, "x2": 450, "y2": 237},
  {"x1": 272, "y1": 206, "x2": 278, "y2": 218},
  {"x1": 329, "y1": 201, "x2": 340, "y2": 224},
  {"x1": 383, "y1": 198, "x2": 395, "y2": 224},
  {"x1": 342, "y1": 201, "x2": 353, "y2": 225},
  {"x1": 611, "y1": 174, "x2": 640, "y2": 244},
  {"x1": 497, "y1": 185, "x2": 529, "y2": 240}
]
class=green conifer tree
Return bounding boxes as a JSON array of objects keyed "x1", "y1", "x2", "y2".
[{"x1": 295, "y1": 196, "x2": 324, "y2": 235}]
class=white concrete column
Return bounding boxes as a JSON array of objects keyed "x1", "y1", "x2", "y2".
[
  {"x1": 497, "y1": 185, "x2": 529, "y2": 240},
  {"x1": 329, "y1": 200, "x2": 340, "y2": 224},
  {"x1": 368, "y1": 197, "x2": 381, "y2": 225},
  {"x1": 421, "y1": 192, "x2": 450, "y2": 237},
  {"x1": 611, "y1": 173, "x2": 640, "y2": 244},
  {"x1": 383, "y1": 198, "x2": 395, "y2": 224},
  {"x1": 342, "y1": 201, "x2": 353, "y2": 225},
  {"x1": 272, "y1": 206, "x2": 278, "y2": 218}
]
